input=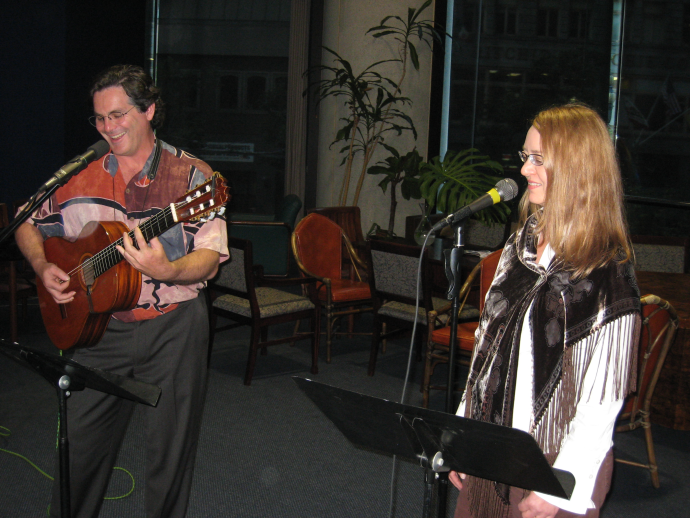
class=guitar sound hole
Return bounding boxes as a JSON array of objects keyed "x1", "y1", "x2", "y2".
[{"x1": 79, "y1": 254, "x2": 95, "y2": 289}]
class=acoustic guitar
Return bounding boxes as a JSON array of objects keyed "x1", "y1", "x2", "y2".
[{"x1": 37, "y1": 172, "x2": 229, "y2": 350}]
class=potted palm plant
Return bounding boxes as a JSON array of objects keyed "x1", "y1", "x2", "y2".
[
  {"x1": 366, "y1": 148, "x2": 424, "y2": 237},
  {"x1": 307, "y1": 0, "x2": 443, "y2": 207},
  {"x1": 419, "y1": 148, "x2": 511, "y2": 228}
]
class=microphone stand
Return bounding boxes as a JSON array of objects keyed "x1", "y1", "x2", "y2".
[
  {"x1": 443, "y1": 220, "x2": 465, "y2": 414},
  {"x1": 0, "y1": 185, "x2": 58, "y2": 251},
  {"x1": 426, "y1": 220, "x2": 465, "y2": 518}
]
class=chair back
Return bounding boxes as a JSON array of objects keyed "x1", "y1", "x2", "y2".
[
  {"x1": 292, "y1": 213, "x2": 345, "y2": 280},
  {"x1": 477, "y1": 249, "x2": 503, "y2": 312},
  {"x1": 214, "y1": 237, "x2": 252, "y2": 295},
  {"x1": 625, "y1": 294, "x2": 679, "y2": 417},
  {"x1": 465, "y1": 219, "x2": 511, "y2": 250},
  {"x1": 228, "y1": 220, "x2": 292, "y2": 277},
  {"x1": 631, "y1": 235, "x2": 689, "y2": 274},
  {"x1": 276, "y1": 194, "x2": 303, "y2": 228},
  {"x1": 367, "y1": 239, "x2": 429, "y2": 306},
  {"x1": 307, "y1": 206, "x2": 364, "y2": 248}
]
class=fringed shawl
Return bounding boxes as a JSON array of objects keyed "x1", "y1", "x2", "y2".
[{"x1": 463, "y1": 214, "x2": 641, "y2": 518}]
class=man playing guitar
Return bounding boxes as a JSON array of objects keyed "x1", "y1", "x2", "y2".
[{"x1": 15, "y1": 64, "x2": 229, "y2": 518}]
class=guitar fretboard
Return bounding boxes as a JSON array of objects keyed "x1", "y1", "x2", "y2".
[{"x1": 78, "y1": 205, "x2": 178, "y2": 284}]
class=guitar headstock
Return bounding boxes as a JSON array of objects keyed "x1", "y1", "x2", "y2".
[{"x1": 173, "y1": 172, "x2": 230, "y2": 223}]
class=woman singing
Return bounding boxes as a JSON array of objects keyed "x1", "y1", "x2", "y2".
[{"x1": 450, "y1": 103, "x2": 641, "y2": 518}]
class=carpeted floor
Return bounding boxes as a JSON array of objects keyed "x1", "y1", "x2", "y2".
[{"x1": 1, "y1": 299, "x2": 688, "y2": 517}]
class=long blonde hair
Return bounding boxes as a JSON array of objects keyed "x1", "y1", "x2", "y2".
[{"x1": 518, "y1": 103, "x2": 632, "y2": 278}]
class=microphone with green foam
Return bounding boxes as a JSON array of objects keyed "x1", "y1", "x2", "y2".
[{"x1": 431, "y1": 178, "x2": 519, "y2": 233}]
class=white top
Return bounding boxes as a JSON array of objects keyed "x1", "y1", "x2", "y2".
[{"x1": 458, "y1": 245, "x2": 635, "y2": 514}]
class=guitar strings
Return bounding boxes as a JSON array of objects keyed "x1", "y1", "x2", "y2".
[
  {"x1": 65, "y1": 176, "x2": 220, "y2": 282},
  {"x1": 65, "y1": 204, "x2": 177, "y2": 279}
]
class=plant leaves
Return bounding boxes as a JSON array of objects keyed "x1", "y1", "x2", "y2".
[
  {"x1": 408, "y1": 41, "x2": 419, "y2": 71},
  {"x1": 418, "y1": 149, "x2": 509, "y2": 226}
]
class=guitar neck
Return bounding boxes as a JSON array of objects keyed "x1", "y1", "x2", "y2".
[
  {"x1": 90, "y1": 206, "x2": 177, "y2": 279},
  {"x1": 77, "y1": 172, "x2": 228, "y2": 284}
]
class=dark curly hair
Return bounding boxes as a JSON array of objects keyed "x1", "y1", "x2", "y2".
[{"x1": 90, "y1": 64, "x2": 165, "y2": 129}]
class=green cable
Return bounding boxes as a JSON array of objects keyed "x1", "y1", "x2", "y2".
[{"x1": 0, "y1": 425, "x2": 134, "y2": 500}]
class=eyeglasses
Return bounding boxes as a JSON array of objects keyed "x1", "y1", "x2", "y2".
[
  {"x1": 89, "y1": 107, "x2": 135, "y2": 128},
  {"x1": 518, "y1": 150, "x2": 544, "y2": 166}
]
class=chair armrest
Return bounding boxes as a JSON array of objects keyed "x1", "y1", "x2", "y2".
[
  {"x1": 254, "y1": 273, "x2": 322, "y2": 304},
  {"x1": 255, "y1": 274, "x2": 319, "y2": 289},
  {"x1": 293, "y1": 262, "x2": 330, "y2": 287}
]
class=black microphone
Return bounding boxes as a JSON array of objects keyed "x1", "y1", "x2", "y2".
[
  {"x1": 38, "y1": 140, "x2": 110, "y2": 193},
  {"x1": 431, "y1": 178, "x2": 519, "y2": 233}
]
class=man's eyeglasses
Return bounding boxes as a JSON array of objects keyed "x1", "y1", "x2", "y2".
[
  {"x1": 89, "y1": 107, "x2": 135, "y2": 128},
  {"x1": 517, "y1": 150, "x2": 544, "y2": 166}
]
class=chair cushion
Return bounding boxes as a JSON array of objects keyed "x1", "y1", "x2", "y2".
[
  {"x1": 318, "y1": 278, "x2": 371, "y2": 303},
  {"x1": 213, "y1": 287, "x2": 314, "y2": 318},
  {"x1": 431, "y1": 322, "x2": 478, "y2": 351}
]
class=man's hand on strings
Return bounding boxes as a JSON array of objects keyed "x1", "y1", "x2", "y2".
[
  {"x1": 36, "y1": 262, "x2": 75, "y2": 304},
  {"x1": 116, "y1": 226, "x2": 174, "y2": 281}
]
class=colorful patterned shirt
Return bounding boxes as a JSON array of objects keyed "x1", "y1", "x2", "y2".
[{"x1": 29, "y1": 140, "x2": 229, "y2": 322}]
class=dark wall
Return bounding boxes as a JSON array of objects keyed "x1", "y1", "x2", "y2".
[
  {"x1": 1, "y1": 0, "x2": 146, "y2": 207},
  {"x1": 1, "y1": 1, "x2": 66, "y2": 206},
  {"x1": 63, "y1": 1, "x2": 148, "y2": 166}
]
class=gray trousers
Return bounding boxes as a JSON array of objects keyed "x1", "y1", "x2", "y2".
[{"x1": 50, "y1": 295, "x2": 209, "y2": 518}]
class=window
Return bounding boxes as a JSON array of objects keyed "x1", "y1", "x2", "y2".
[
  {"x1": 641, "y1": 3, "x2": 667, "y2": 44},
  {"x1": 440, "y1": 1, "x2": 690, "y2": 236},
  {"x1": 152, "y1": 0, "x2": 291, "y2": 215},
  {"x1": 495, "y1": 8, "x2": 517, "y2": 35},
  {"x1": 166, "y1": 70, "x2": 200, "y2": 110},
  {"x1": 569, "y1": 9, "x2": 591, "y2": 39},
  {"x1": 537, "y1": 8, "x2": 559, "y2": 37},
  {"x1": 218, "y1": 75, "x2": 239, "y2": 110},
  {"x1": 246, "y1": 76, "x2": 268, "y2": 110}
]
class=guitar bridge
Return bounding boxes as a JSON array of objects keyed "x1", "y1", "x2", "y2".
[{"x1": 86, "y1": 284, "x2": 96, "y2": 314}]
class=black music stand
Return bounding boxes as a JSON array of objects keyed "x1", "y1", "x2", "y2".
[
  {"x1": 293, "y1": 377, "x2": 575, "y2": 518},
  {"x1": 0, "y1": 339, "x2": 161, "y2": 518}
]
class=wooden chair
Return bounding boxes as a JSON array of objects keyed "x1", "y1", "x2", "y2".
[
  {"x1": 366, "y1": 238, "x2": 477, "y2": 376},
  {"x1": 421, "y1": 249, "x2": 502, "y2": 408},
  {"x1": 307, "y1": 206, "x2": 367, "y2": 277},
  {"x1": 615, "y1": 294, "x2": 679, "y2": 488},
  {"x1": 291, "y1": 213, "x2": 372, "y2": 363},
  {"x1": 307, "y1": 206, "x2": 365, "y2": 250},
  {"x1": 0, "y1": 203, "x2": 36, "y2": 342},
  {"x1": 209, "y1": 236, "x2": 320, "y2": 385}
]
